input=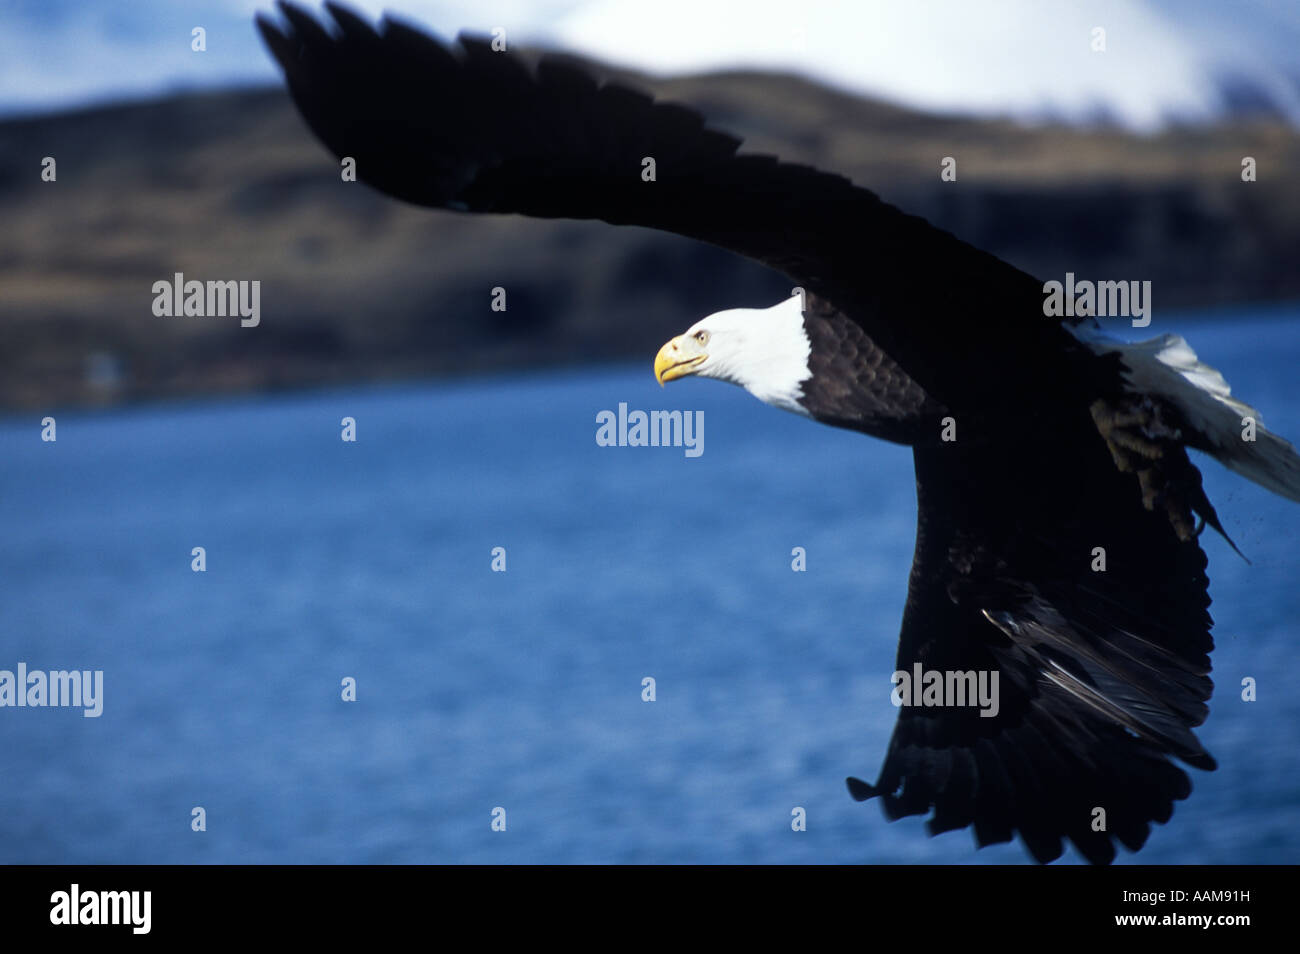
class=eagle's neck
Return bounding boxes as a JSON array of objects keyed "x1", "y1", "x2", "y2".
[{"x1": 703, "y1": 297, "x2": 813, "y2": 416}]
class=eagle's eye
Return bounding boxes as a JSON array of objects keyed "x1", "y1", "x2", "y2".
[{"x1": 695, "y1": 330, "x2": 709, "y2": 345}]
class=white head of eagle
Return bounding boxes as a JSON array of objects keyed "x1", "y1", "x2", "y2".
[{"x1": 654, "y1": 295, "x2": 812, "y2": 416}]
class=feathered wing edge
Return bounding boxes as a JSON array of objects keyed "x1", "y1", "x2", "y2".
[
  {"x1": 849, "y1": 425, "x2": 1218, "y2": 865},
  {"x1": 1074, "y1": 328, "x2": 1300, "y2": 504}
]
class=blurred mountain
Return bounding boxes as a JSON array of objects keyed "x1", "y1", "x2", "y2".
[
  {"x1": 556, "y1": 0, "x2": 1300, "y2": 130},
  {"x1": 4, "y1": 1, "x2": 1300, "y2": 131},
  {"x1": 1, "y1": 67, "x2": 1298, "y2": 410}
]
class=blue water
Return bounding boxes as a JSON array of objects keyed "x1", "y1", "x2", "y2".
[{"x1": 2, "y1": 309, "x2": 1299, "y2": 864}]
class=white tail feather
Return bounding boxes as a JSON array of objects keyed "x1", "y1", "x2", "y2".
[{"x1": 1076, "y1": 330, "x2": 1300, "y2": 503}]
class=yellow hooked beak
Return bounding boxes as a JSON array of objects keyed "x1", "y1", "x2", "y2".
[{"x1": 654, "y1": 335, "x2": 707, "y2": 385}]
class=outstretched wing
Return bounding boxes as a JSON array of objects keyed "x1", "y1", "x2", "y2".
[
  {"x1": 849, "y1": 425, "x2": 1219, "y2": 865},
  {"x1": 255, "y1": 2, "x2": 1086, "y2": 412}
]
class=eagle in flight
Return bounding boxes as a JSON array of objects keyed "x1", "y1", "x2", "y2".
[{"x1": 258, "y1": 1, "x2": 1300, "y2": 863}]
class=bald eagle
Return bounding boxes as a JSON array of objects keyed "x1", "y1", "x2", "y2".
[{"x1": 258, "y1": 1, "x2": 1300, "y2": 864}]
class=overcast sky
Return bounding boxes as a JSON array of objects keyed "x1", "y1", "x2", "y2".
[{"x1": 2, "y1": 0, "x2": 1297, "y2": 128}]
